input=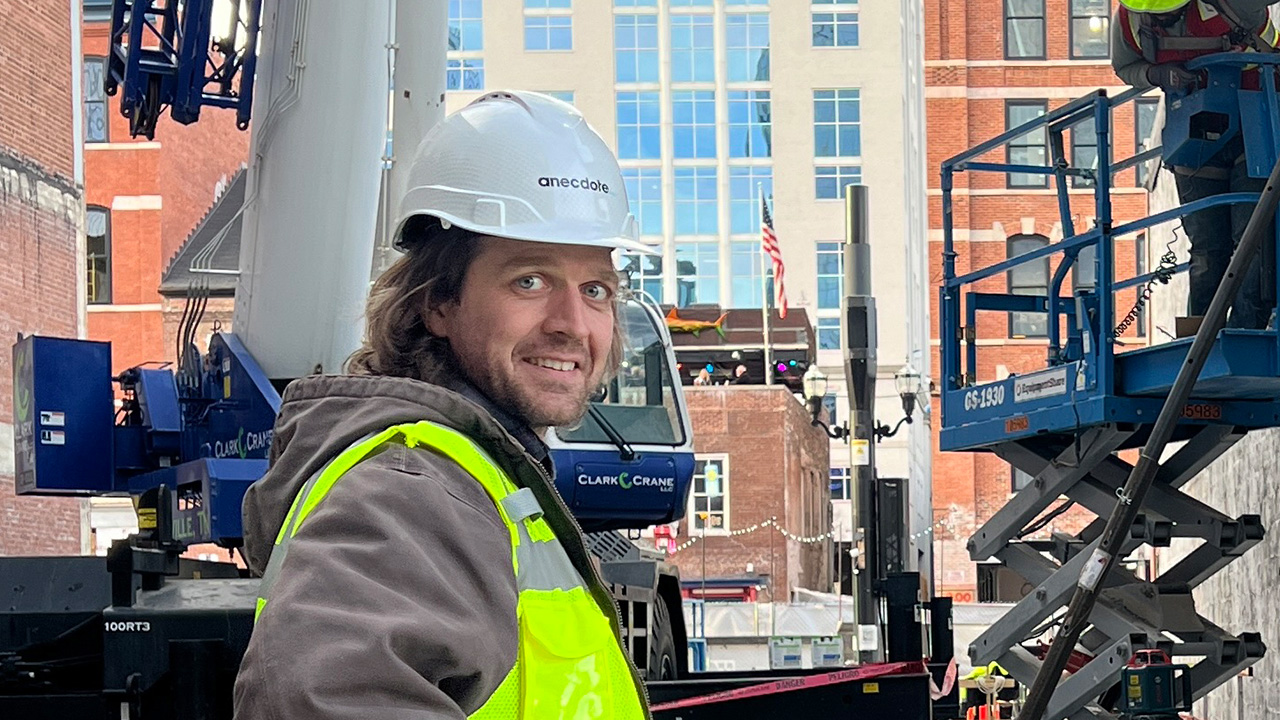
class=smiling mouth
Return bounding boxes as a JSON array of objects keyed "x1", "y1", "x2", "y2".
[{"x1": 526, "y1": 357, "x2": 580, "y2": 373}]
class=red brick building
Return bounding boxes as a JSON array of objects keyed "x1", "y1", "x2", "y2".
[
  {"x1": 666, "y1": 387, "x2": 832, "y2": 601},
  {"x1": 923, "y1": 0, "x2": 1155, "y2": 601},
  {"x1": 0, "y1": 1, "x2": 85, "y2": 555}
]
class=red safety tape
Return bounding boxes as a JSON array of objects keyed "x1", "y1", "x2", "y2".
[{"x1": 649, "y1": 660, "x2": 928, "y2": 713}]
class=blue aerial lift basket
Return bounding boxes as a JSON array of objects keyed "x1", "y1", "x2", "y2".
[
  {"x1": 939, "y1": 53, "x2": 1280, "y2": 455},
  {"x1": 938, "y1": 54, "x2": 1278, "y2": 720}
]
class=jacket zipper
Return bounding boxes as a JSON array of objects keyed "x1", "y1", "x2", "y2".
[{"x1": 523, "y1": 456, "x2": 655, "y2": 719}]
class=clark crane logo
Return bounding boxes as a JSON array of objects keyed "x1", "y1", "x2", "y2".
[
  {"x1": 212, "y1": 427, "x2": 274, "y2": 459},
  {"x1": 577, "y1": 471, "x2": 676, "y2": 492}
]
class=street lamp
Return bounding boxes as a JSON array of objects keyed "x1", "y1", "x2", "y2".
[
  {"x1": 874, "y1": 362, "x2": 923, "y2": 441},
  {"x1": 802, "y1": 365, "x2": 850, "y2": 440}
]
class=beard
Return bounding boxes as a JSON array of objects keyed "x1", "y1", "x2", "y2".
[
  {"x1": 451, "y1": 340, "x2": 597, "y2": 430},
  {"x1": 487, "y1": 367, "x2": 593, "y2": 430}
]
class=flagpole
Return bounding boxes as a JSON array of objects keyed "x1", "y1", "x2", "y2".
[{"x1": 759, "y1": 182, "x2": 774, "y2": 386}]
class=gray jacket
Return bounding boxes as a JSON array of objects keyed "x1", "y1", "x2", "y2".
[
  {"x1": 1112, "y1": 1, "x2": 1277, "y2": 89},
  {"x1": 232, "y1": 374, "x2": 622, "y2": 719}
]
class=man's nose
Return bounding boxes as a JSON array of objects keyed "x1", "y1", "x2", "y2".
[{"x1": 542, "y1": 287, "x2": 592, "y2": 340}]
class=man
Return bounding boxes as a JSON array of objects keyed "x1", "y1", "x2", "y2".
[
  {"x1": 1112, "y1": 0, "x2": 1280, "y2": 329},
  {"x1": 233, "y1": 91, "x2": 653, "y2": 719}
]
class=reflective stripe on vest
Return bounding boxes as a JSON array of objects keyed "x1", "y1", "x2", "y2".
[{"x1": 255, "y1": 421, "x2": 648, "y2": 719}]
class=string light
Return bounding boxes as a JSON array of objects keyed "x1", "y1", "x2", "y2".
[
  {"x1": 668, "y1": 516, "x2": 836, "y2": 555},
  {"x1": 667, "y1": 517, "x2": 973, "y2": 554}
]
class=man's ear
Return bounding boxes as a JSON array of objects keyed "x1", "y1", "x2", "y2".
[{"x1": 424, "y1": 302, "x2": 451, "y2": 339}]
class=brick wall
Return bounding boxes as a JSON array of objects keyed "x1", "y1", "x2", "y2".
[
  {"x1": 669, "y1": 386, "x2": 832, "y2": 598},
  {"x1": 0, "y1": 2, "x2": 84, "y2": 555},
  {"x1": 926, "y1": 0, "x2": 1151, "y2": 597}
]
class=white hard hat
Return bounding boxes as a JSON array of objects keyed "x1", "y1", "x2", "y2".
[{"x1": 395, "y1": 90, "x2": 653, "y2": 254}]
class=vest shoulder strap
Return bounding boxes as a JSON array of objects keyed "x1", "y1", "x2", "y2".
[{"x1": 1204, "y1": 0, "x2": 1280, "y2": 52}]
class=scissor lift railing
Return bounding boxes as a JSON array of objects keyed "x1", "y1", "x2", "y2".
[{"x1": 939, "y1": 55, "x2": 1280, "y2": 720}]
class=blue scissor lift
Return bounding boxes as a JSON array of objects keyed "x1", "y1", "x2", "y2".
[{"x1": 940, "y1": 55, "x2": 1280, "y2": 720}]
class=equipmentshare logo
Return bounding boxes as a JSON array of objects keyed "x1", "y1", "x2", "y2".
[
  {"x1": 538, "y1": 176, "x2": 610, "y2": 194},
  {"x1": 577, "y1": 471, "x2": 675, "y2": 492}
]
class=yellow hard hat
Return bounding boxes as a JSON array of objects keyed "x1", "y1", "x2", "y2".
[{"x1": 1118, "y1": 0, "x2": 1191, "y2": 12}]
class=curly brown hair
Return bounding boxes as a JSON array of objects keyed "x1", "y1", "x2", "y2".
[{"x1": 346, "y1": 216, "x2": 625, "y2": 387}]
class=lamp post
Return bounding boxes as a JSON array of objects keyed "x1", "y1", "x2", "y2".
[{"x1": 798, "y1": 358, "x2": 921, "y2": 661}]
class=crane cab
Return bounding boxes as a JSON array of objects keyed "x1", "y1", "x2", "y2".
[{"x1": 546, "y1": 292, "x2": 696, "y2": 532}]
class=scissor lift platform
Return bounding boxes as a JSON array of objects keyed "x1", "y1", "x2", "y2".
[
  {"x1": 942, "y1": 329, "x2": 1280, "y2": 453},
  {"x1": 938, "y1": 55, "x2": 1280, "y2": 720}
]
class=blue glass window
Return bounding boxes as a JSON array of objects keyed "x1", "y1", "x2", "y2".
[
  {"x1": 614, "y1": 0, "x2": 656, "y2": 5},
  {"x1": 526, "y1": 0, "x2": 571, "y2": 7},
  {"x1": 622, "y1": 167, "x2": 663, "y2": 237},
  {"x1": 815, "y1": 165, "x2": 862, "y2": 199},
  {"x1": 818, "y1": 317, "x2": 841, "y2": 350},
  {"x1": 670, "y1": 0, "x2": 713, "y2": 5},
  {"x1": 729, "y1": 166, "x2": 773, "y2": 235},
  {"x1": 446, "y1": 59, "x2": 485, "y2": 91},
  {"x1": 621, "y1": 248, "x2": 664, "y2": 302},
  {"x1": 525, "y1": 16, "x2": 572, "y2": 51},
  {"x1": 448, "y1": 0, "x2": 484, "y2": 52},
  {"x1": 728, "y1": 90, "x2": 771, "y2": 158},
  {"x1": 812, "y1": 12, "x2": 859, "y2": 47},
  {"x1": 817, "y1": 242, "x2": 844, "y2": 310},
  {"x1": 672, "y1": 90, "x2": 716, "y2": 159},
  {"x1": 675, "y1": 167, "x2": 718, "y2": 235},
  {"x1": 726, "y1": 13, "x2": 770, "y2": 82},
  {"x1": 670, "y1": 15, "x2": 715, "y2": 83},
  {"x1": 730, "y1": 240, "x2": 774, "y2": 308},
  {"x1": 616, "y1": 92, "x2": 661, "y2": 160},
  {"x1": 814, "y1": 89, "x2": 861, "y2": 157},
  {"x1": 676, "y1": 242, "x2": 720, "y2": 307},
  {"x1": 615, "y1": 15, "x2": 659, "y2": 83}
]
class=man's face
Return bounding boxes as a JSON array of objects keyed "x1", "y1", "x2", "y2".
[{"x1": 427, "y1": 236, "x2": 618, "y2": 431}]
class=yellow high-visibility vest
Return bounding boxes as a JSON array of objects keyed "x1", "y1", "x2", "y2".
[{"x1": 255, "y1": 421, "x2": 649, "y2": 719}]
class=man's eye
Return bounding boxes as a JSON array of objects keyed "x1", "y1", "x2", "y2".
[
  {"x1": 583, "y1": 284, "x2": 612, "y2": 301},
  {"x1": 516, "y1": 276, "x2": 545, "y2": 291}
]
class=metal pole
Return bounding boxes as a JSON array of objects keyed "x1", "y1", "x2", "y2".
[
  {"x1": 844, "y1": 183, "x2": 880, "y2": 662},
  {"x1": 760, "y1": 183, "x2": 774, "y2": 385},
  {"x1": 769, "y1": 515, "x2": 776, "y2": 637},
  {"x1": 1018, "y1": 154, "x2": 1280, "y2": 720},
  {"x1": 701, "y1": 514, "x2": 707, "y2": 601}
]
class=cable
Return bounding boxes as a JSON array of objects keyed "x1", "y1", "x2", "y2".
[
  {"x1": 1112, "y1": 229, "x2": 1181, "y2": 338},
  {"x1": 1017, "y1": 499, "x2": 1076, "y2": 539}
]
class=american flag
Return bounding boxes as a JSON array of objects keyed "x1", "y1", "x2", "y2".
[{"x1": 761, "y1": 194, "x2": 788, "y2": 318}]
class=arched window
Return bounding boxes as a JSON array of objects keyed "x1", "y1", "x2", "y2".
[{"x1": 86, "y1": 206, "x2": 111, "y2": 304}]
